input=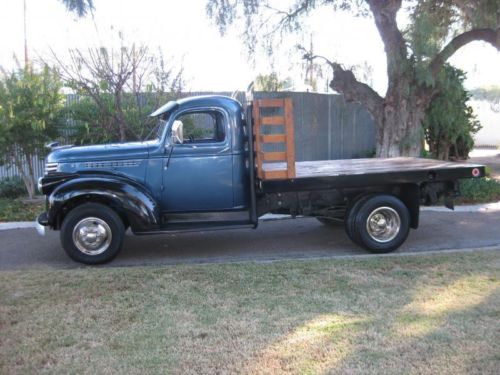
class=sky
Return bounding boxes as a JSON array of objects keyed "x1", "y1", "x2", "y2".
[{"x1": 0, "y1": 0, "x2": 499, "y2": 95}]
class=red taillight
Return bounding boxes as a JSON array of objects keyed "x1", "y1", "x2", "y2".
[{"x1": 472, "y1": 168, "x2": 480, "y2": 177}]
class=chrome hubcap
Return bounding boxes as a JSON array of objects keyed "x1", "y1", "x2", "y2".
[
  {"x1": 72, "y1": 217, "x2": 112, "y2": 255},
  {"x1": 366, "y1": 207, "x2": 401, "y2": 243}
]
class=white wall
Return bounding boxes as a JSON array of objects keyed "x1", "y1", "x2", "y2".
[{"x1": 471, "y1": 100, "x2": 500, "y2": 147}]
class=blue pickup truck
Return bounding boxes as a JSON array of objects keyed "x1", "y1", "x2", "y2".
[{"x1": 37, "y1": 95, "x2": 485, "y2": 264}]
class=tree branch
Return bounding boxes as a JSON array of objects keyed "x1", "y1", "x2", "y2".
[
  {"x1": 430, "y1": 27, "x2": 500, "y2": 79},
  {"x1": 302, "y1": 50, "x2": 383, "y2": 117},
  {"x1": 368, "y1": 0, "x2": 407, "y2": 83}
]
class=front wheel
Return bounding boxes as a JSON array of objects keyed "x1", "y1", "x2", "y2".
[
  {"x1": 350, "y1": 195, "x2": 410, "y2": 253},
  {"x1": 60, "y1": 203, "x2": 125, "y2": 264}
]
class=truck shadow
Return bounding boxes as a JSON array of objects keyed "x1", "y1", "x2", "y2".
[{"x1": 117, "y1": 218, "x2": 364, "y2": 267}]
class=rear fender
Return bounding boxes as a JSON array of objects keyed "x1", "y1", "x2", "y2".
[
  {"x1": 399, "y1": 184, "x2": 420, "y2": 229},
  {"x1": 47, "y1": 176, "x2": 160, "y2": 232}
]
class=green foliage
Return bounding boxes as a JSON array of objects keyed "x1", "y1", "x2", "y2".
[
  {"x1": 255, "y1": 72, "x2": 288, "y2": 91},
  {"x1": 63, "y1": 92, "x2": 175, "y2": 144},
  {"x1": 484, "y1": 165, "x2": 493, "y2": 177},
  {"x1": 59, "y1": 0, "x2": 94, "y2": 17},
  {"x1": 422, "y1": 65, "x2": 481, "y2": 160},
  {"x1": 0, "y1": 66, "x2": 64, "y2": 197},
  {"x1": 0, "y1": 66, "x2": 63, "y2": 155},
  {"x1": 0, "y1": 197, "x2": 44, "y2": 222},
  {"x1": 408, "y1": 0, "x2": 500, "y2": 81},
  {"x1": 458, "y1": 178, "x2": 500, "y2": 203},
  {"x1": 0, "y1": 176, "x2": 26, "y2": 199}
]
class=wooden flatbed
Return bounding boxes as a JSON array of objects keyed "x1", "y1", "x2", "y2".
[
  {"x1": 263, "y1": 157, "x2": 482, "y2": 177},
  {"x1": 259, "y1": 157, "x2": 484, "y2": 193}
]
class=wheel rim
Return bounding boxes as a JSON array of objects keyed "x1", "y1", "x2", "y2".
[
  {"x1": 365, "y1": 206, "x2": 401, "y2": 243},
  {"x1": 72, "y1": 217, "x2": 112, "y2": 255}
]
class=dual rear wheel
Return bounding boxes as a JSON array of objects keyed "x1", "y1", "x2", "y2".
[{"x1": 320, "y1": 194, "x2": 410, "y2": 253}]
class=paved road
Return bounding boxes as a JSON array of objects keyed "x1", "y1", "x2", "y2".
[{"x1": 1, "y1": 210, "x2": 500, "y2": 270}]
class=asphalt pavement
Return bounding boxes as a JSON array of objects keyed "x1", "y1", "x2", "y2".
[{"x1": 1, "y1": 209, "x2": 500, "y2": 270}]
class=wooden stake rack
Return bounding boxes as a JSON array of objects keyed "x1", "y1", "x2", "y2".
[{"x1": 252, "y1": 98, "x2": 296, "y2": 180}]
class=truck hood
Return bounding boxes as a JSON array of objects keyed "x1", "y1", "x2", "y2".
[{"x1": 47, "y1": 141, "x2": 160, "y2": 163}]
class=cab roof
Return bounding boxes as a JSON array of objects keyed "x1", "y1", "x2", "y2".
[{"x1": 149, "y1": 95, "x2": 242, "y2": 117}]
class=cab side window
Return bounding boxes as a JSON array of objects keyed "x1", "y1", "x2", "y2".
[{"x1": 177, "y1": 111, "x2": 225, "y2": 143}]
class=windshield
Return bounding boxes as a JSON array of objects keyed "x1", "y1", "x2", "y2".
[{"x1": 144, "y1": 118, "x2": 168, "y2": 141}]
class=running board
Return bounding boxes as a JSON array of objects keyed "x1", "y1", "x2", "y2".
[{"x1": 134, "y1": 220, "x2": 254, "y2": 235}]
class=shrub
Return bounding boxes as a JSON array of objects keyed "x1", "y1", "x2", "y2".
[
  {"x1": 0, "y1": 176, "x2": 26, "y2": 198},
  {"x1": 458, "y1": 178, "x2": 500, "y2": 203},
  {"x1": 423, "y1": 65, "x2": 481, "y2": 160}
]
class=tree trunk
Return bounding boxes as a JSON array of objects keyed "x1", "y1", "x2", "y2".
[
  {"x1": 376, "y1": 97, "x2": 426, "y2": 157},
  {"x1": 12, "y1": 153, "x2": 35, "y2": 199},
  {"x1": 114, "y1": 90, "x2": 127, "y2": 142}
]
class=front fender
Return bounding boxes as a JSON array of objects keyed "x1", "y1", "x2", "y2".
[{"x1": 47, "y1": 175, "x2": 160, "y2": 232}]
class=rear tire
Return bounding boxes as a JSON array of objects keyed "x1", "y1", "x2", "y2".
[
  {"x1": 352, "y1": 195, "x2": 410, "y2": 253},
  {"x1": 344, "y1": 194, "x2": 376, "y2": 245},
  {"x1": 60, "y1": 203, "x2": 125, "y2": 264}
]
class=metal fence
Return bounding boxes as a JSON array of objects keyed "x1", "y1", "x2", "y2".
[{"x1": 0, "y1": 91, "x2": 375, "y2": 181}]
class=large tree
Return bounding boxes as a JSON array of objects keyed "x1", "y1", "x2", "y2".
[{"x1": 206, "y1": 0, "x2": 500, "y2": 157}]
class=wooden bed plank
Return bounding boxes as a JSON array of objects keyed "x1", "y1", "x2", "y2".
[
  {"x1": 261, "y1": 116, "x2": 285, "y2": 125},
  {"x1": 257, "y1": 99, "x2": 285, "y2": 107},
  {"x1": 260, "y1": 151, "x2": 287, "y2": 161},
  {"x1": 262, "y1": 157, "x2": 483, "y2": 179},
  {"x1": 260, "y1": 134, "x2": 286, "y2": 143},
  {"x1": 262, "y1": 170, "x2": 288, "y2": 179},
  {"x1": 284, "y1": 98, "x2": 296, "y2": 179}
]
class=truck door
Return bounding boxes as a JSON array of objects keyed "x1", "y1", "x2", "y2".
[{"x1": 162, "y1": 108, "x2": 234, "y2": 212}]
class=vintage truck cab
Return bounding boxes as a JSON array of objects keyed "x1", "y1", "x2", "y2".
[
  {"x1": 37, "y1": 95, "x2": 485, "y2": 264},
  {"x1": 38, "y1": 95, "x2": 256, "y2": 263}
]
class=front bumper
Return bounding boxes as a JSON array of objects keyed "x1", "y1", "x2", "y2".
[{"x1": 35, "y1": 212, "x2": 49, "y2": 236}]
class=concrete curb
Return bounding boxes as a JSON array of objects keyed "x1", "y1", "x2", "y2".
[
  {"x1": 1, "y1": 201, "x2": 499, "y2": 231},
  {"x1": 0, "y1": 222, "x2": 37, "y2": 231}
]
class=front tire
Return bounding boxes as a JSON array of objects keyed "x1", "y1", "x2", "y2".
[
  {"x1": 60, "y1": 203, "x2": 125, "y2": 264},
  {"x1": 350, "y1": 195, "x2": 410, "y2": 253}
]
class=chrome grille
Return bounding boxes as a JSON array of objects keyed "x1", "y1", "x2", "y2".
[{"x1": 44, "y1": 162, "x2": 59, "y2": 175}]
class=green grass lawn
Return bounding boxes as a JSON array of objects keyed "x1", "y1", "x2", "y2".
[
  {"x1": 0, "y1": 251, "x2": 498, "y2": 374},
  {"x1": 0, "y1": 198, "x2": 44, "y2": 222}
]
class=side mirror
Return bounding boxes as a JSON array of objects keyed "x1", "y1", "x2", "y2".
[{"x1": 171, "y1": 120, "x2": 184, "y2": 144}]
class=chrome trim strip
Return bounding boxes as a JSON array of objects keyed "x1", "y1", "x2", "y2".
[{"x1": 83, "y1": 160, "x2": 142, "y2": 169}]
